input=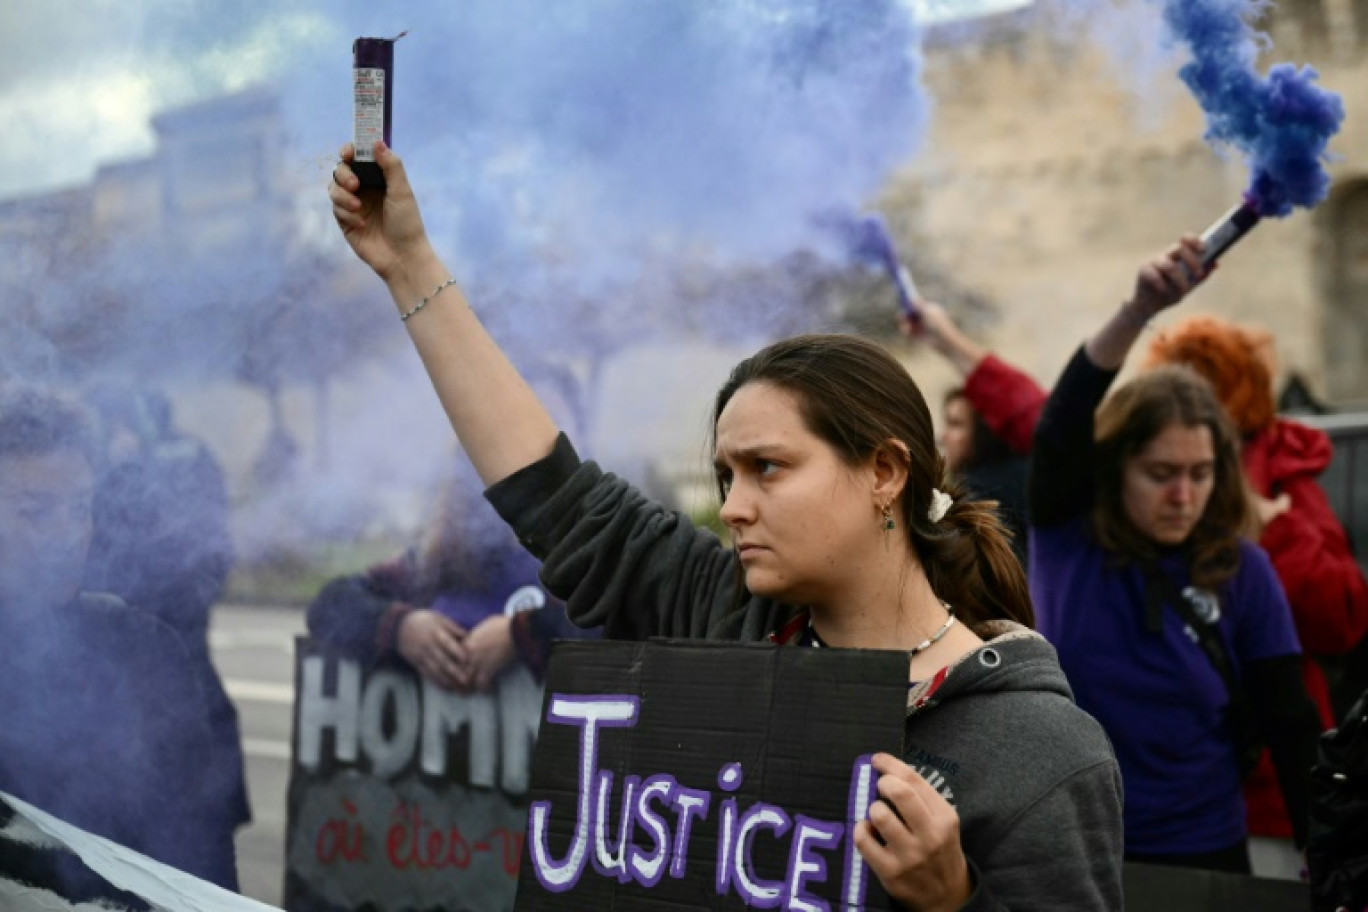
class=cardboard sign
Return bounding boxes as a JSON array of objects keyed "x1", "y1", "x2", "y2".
[
  {"x1": 283, "y1": 639, "x2": 543, "y2": 912},
  {"x1": 515, "y1": 639, "x2": 909, "y2": 911}
]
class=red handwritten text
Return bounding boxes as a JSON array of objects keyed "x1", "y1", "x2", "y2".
[
  {"x1": 383, "y1": 801, "x2": 522, "y2": 878},
  {"x1": 315, "y1": 799, "x2": 368, "y2": 865}
]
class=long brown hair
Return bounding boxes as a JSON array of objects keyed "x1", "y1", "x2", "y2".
[
  {"x1": 1092, "y1": 366, "x2": 1248, "y2": 590},
  {"x1": 712, "y1": 334, "x2": 1033, "y2": 630}
]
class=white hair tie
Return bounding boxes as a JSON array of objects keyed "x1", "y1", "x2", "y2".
[{"x1": 928, "y1": 488, "x2": 953, "y2": 523}]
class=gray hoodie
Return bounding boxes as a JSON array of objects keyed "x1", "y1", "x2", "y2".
[{"x1": 487, "y1": 435, "x2": 1123, "y2": 910}]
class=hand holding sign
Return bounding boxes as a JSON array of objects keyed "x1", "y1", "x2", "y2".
[
  {"x1": 855, "y1": 752, "x2": 973, "y2": 912},
  {"x1": 396, "y1": 608, "x2": 470, "y2": 690}
]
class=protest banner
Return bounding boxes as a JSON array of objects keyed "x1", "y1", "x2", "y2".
[
  {"x1": 0, "y1": 790, "x2": 279, "y2": 912},
  {"x1": 283, "y1": 639, "x2": 542, "y2": 912},
  {"x1": 515, "y1": 639, "x2": 910, "y2": 911}
]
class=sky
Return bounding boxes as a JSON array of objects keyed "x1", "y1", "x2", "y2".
[
  {"x1": 0, "y1": 0, "x2": 1030, "y2": 202},
  {"x1": 0, "y1": 3, "x2": 338, "y2": 200}
]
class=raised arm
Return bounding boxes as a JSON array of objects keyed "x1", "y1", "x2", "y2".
[
  {"x1": 962, "y1": 356, "x2": 1047, "y2": 457},
  {"x1": 1029, "y1": 236, "x2": 1208, "y2": 527},
  {"x1": 902, "y1": 303, "x2": 1046, "y2": 455},
  {"x1": 1084, "y1": 235, "x2": 1206, "y2": 370},
  {"x1": 329, "y1": 142, "x2": 558, "y2": 486},
  {"x1": 1028, "y1": 348, "x2": 1115, "y2": 527},
  {"x1": 902, "y1": 302, "x2": 990, "y2": 377}
]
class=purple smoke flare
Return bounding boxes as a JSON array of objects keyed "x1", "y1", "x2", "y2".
[
  {"x1": 280, "y1": 0, "x2": 932, "y2": 297},
  {"x1": 828, "y1": 213, "x2": 922, "y2": 320},
  {"x1": 1162, "y1": 0, "x2": 1345, "y2": 217}
]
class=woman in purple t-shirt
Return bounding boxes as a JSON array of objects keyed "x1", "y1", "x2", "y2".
[{"x1": 1028, "y1": 236, "x2": 1321, "y2": 874}]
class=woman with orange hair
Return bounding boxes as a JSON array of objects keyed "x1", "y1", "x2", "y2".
[{"x1": 1146, "y1": 314, "x2": 1368, "y2": 875}]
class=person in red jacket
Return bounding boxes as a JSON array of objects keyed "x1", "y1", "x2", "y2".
[
  {"x1": 900, "y1": 305, "x2": 1046, "y2": 556},
  {"x1": 1144, "y1": 314, "x2": 1368, "y2": 877},
  {"x1": 900, "y1": 305, "x2": 1046, "y2": 458}
]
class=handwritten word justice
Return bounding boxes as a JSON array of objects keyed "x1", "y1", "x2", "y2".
[
  {"x1": 296, "y1": 657, "x2": 541, "y2": 791},
  {"x1": 528, "y1": 695, "x2": 878, "y2": 910}
]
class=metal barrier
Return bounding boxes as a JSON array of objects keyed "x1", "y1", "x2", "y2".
[
  {"x1": 1298, "y1": 412, "x2": 1368, "y2": 557},
  {"x1": 1123, "y1": 861, "x2": 1310, "y2": 911}
]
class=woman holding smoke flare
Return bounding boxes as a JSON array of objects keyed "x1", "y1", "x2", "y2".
[
  {"x1": 899, "y1": 302, "x2": 1045, "y2": 462},
  {"x1": 329, "y1": 141, "x2": 1122, "y2": 910},
  {"x1": 897, "y1": 302, "x2": 1046, "y2": 556},
  {"x1": 1029, "y1": 239, "x2": 1322, "y2": 874}
]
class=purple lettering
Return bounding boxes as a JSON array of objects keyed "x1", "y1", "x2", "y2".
[
  {"x1": 785, "y1": 816, "x2": 844, "y2": 912},
  {"x1": 842, "y1": 755, "x2": 878, "y2": 910},
  {"x1": 668, "y1": 785, "x2": 710, "y2": 879},
  {"x1": 717, "y1": 794, "x2": 739, "y2": 896},
  {"x1": 628, "y1": 774, "x2": 674, "y2": 887},
  {"x1": 733, "y1": 803, "x2": 791, "y2": 908},
  {"x1": 592, "y1": 771, "x2": 637, "y2": 881},
  {"x1": 527, "y1": 695, "x2": 639, "y2": 892},
  {"x1": 715, "y1": 762, "x2": 745, "y2": 894}
]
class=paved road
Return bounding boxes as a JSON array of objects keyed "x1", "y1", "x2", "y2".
[{"x1": 210, "y1": 603, "x2": 306, "y2": 908}]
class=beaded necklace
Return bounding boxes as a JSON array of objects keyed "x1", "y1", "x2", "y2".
[{"x1": 802, "y1": 601, "x2": 957, "y2": 655}]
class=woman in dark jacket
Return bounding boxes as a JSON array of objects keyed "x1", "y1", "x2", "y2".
[{"x1": 325, "y1": 140, "x2": 1125, "y2": 910}]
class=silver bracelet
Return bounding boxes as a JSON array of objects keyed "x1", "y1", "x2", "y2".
[{"x1": 400, "y1": 277, "x2": 459, "y2": 323}]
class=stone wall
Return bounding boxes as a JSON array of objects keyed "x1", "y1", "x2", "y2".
[{"x1": 884, "y1": 6, "x2": 1368, "y2": 406}]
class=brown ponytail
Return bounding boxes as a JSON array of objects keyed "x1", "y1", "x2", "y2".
[
  {"x1": 908, "y1": 474, "x2": 1034, "y2": 630},
  {"x1": 714, "y1": 334, "x2": 1035, "y2": 629}
]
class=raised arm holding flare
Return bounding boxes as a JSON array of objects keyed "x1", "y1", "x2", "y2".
[
  {"x1": 330, "y1": 142, "x2": 1124, "y2": 910},
  {"x1": 330, "y1": 142, "x2": 558, "y2": 486},
  {"x1": 900, "y1": 304, "x2": 1045, "y2": 459},
  {"x1": 1029, "y1": 237, "x2": 1321, "y2": 873}
]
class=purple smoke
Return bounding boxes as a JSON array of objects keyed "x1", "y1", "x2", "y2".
[
  {"x1": 828, "y1": 212, "x2": 922, "y2": 319},
  {"x1": 279, "y1": 1, "x2": 932, "y2": 296},
  {"x1": 1162, "y1": 0, "x2": 1344, "y2": 217}
]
